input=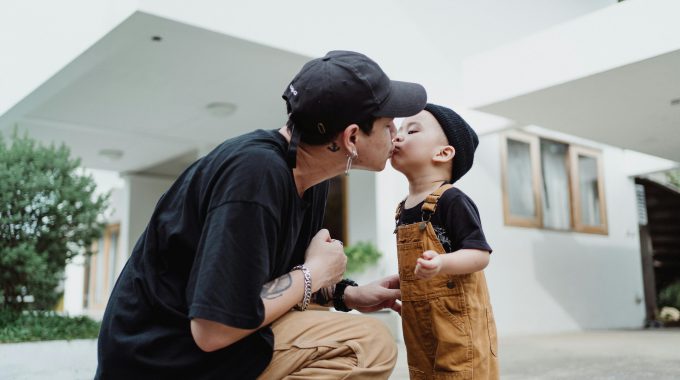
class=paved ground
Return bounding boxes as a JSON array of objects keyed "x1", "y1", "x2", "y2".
[
  {"x1": 1, "y1": 329, "x2": 679, "y2": 379},
  {"x1": 394, "y1": 329, "x2": 680, "y2": 379}
]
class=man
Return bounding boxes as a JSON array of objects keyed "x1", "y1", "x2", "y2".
[{"x1": 96, "y1": 50, "x2": 427, "y2": 379}]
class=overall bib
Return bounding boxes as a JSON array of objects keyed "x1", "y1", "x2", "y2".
[{"x1": 395, "y1": 184, "x2": 498, "y2": 380}]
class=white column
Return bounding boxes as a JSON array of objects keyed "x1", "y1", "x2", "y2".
[{"x1": 119, "y1": 173, "x2": 175, "y2": 260}]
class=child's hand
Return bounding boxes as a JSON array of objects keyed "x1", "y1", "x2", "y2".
[{"x1": 414, "y1": 250, "x2": 442, "y2": 279}]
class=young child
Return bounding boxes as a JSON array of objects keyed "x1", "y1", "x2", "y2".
[{"x1": 391, "y1": 103, "x2": 498, "y2": 379}]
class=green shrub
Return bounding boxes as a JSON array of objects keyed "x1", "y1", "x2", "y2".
[
  {"x1": 344, "y1": 241, "x2": 382, "y2": 275},
  {"x1": 0, "y1": 309, "x2": 100, "y2": 343},
  {"x1": 658, "y1": 281, "x2": 680, "y2": 310},
  {"x1": 0, "y1": 130, "x2": 109, "y2": 312}
]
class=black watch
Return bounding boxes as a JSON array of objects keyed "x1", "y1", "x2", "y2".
[{"x1": 333, "y1": 279, "x2": 358, "y2": 312}]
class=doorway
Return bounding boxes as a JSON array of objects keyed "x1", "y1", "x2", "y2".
[{"x1": 635, "y1": 178, "x2": 680, "y2": 325}]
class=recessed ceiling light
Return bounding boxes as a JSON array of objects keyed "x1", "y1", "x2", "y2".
[
  {"x1": 671, "y1": 98, "x2": 680, "y2": 106},
  {"x1": 98, "y1": 149, "x2": 124, "y2": 161},
  {"x1": 151, "y1": 35, "x2": 162, "y2": 42},
  {"x1": 206, "y1": 102, "x2": 238, "y2": 117}
]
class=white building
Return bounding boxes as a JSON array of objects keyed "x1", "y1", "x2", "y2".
[{"x1": 1, "y1": 0, "x2": 678, "y2": 335}]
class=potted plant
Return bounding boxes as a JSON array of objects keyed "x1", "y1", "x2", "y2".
[
  {"x1": 658, "y1": 281, "x2": 680, "y2": 327},
  {"x1": 343, "y1": 241, "x2": 382, "y2": 276}
]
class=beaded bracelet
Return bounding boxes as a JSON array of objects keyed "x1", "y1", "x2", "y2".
[{"x1": 291, "y1": 265, "x2": 312, "y2": 311}]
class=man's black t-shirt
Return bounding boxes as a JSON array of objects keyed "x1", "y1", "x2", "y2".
[
  {"x1": 397, "y1": 187, "x2": 492, "y2": 254},
  {"x1": 96, "y1": 129, "x2": 328, "y2": 379}
]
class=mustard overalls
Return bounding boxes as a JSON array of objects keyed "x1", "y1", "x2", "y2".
[{"x1": 395, "y1": 184, "x2": 498, "y2": 380}]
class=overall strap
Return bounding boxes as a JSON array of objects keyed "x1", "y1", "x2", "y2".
[
  {"x1": 394, "y1": 198, "x2": 406, "y2": 233},
  {"x1": 421, "y1": 184, "x2": 454, "y2": 221}
]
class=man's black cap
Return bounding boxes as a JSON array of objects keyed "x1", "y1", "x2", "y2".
[{"x1": 283, "y1": 50, "x2": 427, "y2": 149}]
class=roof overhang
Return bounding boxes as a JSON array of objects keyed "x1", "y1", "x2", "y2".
[
  {"x1": 463, "y1": 0, "x2": 680, "y2": 163},
  {"x1": 0, "y1": 12, "x2": 309, "y2": 173}
]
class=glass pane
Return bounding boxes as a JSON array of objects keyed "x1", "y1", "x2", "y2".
[
  {"x1": 578, "y1": 155, "x2": 601, "y2": 226},
  {"x1": 108, "y1": 231, "x2": 119, "y2": 290},
  {"x1": 507, "y1": 139, "x2": 536, "y2": 218},
  {"x1": 94, "y1": 237, "x2": 105, "y2": 304},
  {"x1": 540, "y1": 140, "x2": 571, "y2": 229}
]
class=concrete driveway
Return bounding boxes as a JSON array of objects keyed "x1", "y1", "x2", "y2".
[
  {"x1": 1, "y1": 329, "x2": 679, "y2": 379},
  {"x1": 392, "y1": 329, "x2": 680, "y2": 380}
]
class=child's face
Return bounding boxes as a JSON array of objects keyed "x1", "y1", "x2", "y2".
[{"x1": 391, "y1": 110, "x2": 450, "y2": 175}]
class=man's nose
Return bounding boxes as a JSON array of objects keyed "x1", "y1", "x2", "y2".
[{"x1": 389, "y1": 124, "x2": 397, "y2": 140}]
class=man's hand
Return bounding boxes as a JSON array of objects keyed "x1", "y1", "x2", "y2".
[
  {"x1": 414, "y1": 250, "x2": 442, "y2": 279},
  {"x1": 344, "y1": 274, "x2": 401, "y2": 314},
  {"x1": 304, "y1": 229, "x2": 346, "y2": 292}
]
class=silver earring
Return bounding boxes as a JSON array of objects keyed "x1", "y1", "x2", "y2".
[{"x1": 345, "y1": 150, "x2": 357, "y2": 176}]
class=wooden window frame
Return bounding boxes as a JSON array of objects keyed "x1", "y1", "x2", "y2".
[
  {"x1": 501, "y1": 131, "x2": 608, "y2": 235},
  {"x1": 84, "y1": 223, "x2": 120, "y2": 311},
  {"x1": 500, "y1": 131, "x2": 543, "y2": 228},
  {"x1": 569, "y1": 146, "x2": 608, "y2": 234}
]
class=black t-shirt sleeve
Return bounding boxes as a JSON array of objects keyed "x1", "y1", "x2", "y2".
[
  {"x1": 187, "y1": 200, "x2": 279, "y2": 329},
  {"x1": 441, "y1": 190, "x2": 493, "y2": 253},
  {"x1": 186, "y1": 153, "x2": 288, "y2": 330}
]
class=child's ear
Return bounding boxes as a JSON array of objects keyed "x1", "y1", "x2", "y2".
[{"x1": 433, "y1": 145, "x2": 455, "y2": 163}]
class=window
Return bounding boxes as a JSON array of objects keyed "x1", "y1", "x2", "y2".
[
  {"x1": 83, "y1": 224, "x2": 121, "y2": 310},
  {"x1": 501, "y1": 131, "x2": 608, "y2": 234},
  {"x1": 570, "y1": 146, "x2": 607, "y2": 234},
  {"x1": 501, "y1": 132, "x2": 541, "y2": 227}
]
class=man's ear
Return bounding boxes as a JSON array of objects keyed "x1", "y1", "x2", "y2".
[
  {"x1": 341, "y1": 124, "x2": 360, "y2": 154},
  {"x1": 433, "y1": 145, "x2": 455, "y2": 163}
]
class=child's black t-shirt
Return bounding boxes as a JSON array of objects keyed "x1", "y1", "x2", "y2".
[
  {"x1": 397, "y1": 187, "x2": 492, "y2": 253},
  {"x1": 96, "y1": 129, "x2": 328, "y2": 379}
]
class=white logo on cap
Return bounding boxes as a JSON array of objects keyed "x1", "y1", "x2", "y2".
[{"x1": 289, "y1": 84, "x2": 298, "y2": 96}]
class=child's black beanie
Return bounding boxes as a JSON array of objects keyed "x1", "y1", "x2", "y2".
[{"x1": 424, "y1": 103, "x2": 479, "y2": 184}]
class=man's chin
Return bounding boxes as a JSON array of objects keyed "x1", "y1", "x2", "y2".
[{"x1": 375, "y1": 161, "x2": 388, "y2": 172}]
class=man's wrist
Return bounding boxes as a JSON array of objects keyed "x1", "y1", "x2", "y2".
[
  {"x1": 291, "y1": 265, "x2": 312, "y2": 311},
  {"x1": 312, "y1": 285, "x2": 335, "y2": 307},
  {"x1": 333, "y1": 279, "x2": 358, "y2": 312},
  {"x1": 342, "y1": 284, "x2": 358, "y2": 310}
]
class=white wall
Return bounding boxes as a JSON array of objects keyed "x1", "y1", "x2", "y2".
[
  {"x1": 63, "y1": 258, "x2": 86, "y2": 315},
  {"x1": 374, "y1": 164, "x2": 410, "y2": 276},
  {"x1": 347, "y1": 171, "x2": 377, "y2": 246},
  {"x1": 464, "y1": 127, "x2": 666, "y2": 334},
  {"x1": 121, "y1": 174, "x2": 175, "y2": 260}
]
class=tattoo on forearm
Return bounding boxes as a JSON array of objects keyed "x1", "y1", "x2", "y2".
[
  {"x1": 313, "y1": 284, "x2": 335, "y2": 306},
  {"x1": 261, "y1": 273, "x2": 293, "y2": 300}
]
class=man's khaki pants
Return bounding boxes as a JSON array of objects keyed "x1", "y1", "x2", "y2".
[{"x1": 258, "y1": 310, "x2": 397, "y2": 380}]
